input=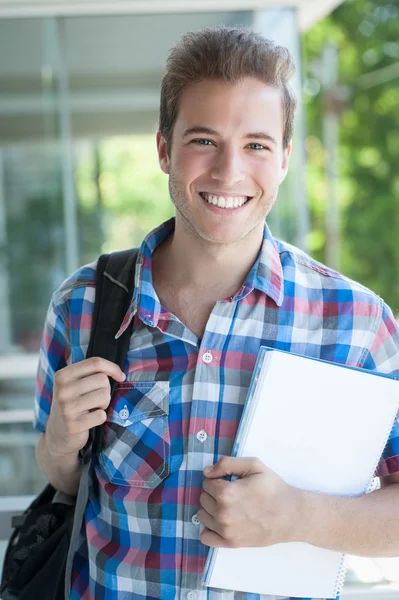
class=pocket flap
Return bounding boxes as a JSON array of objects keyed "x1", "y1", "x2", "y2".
[{"x1": 107, "y1": 380, "x2": 169, "y2": 427}]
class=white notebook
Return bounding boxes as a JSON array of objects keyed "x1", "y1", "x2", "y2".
[{"x1": 202, "y1": 347, "x2": 399, "y2": 599}]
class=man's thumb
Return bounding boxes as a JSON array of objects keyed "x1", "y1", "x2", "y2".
[{"x1": 203, "y1": 456, "x2": 264, "y2": 479}]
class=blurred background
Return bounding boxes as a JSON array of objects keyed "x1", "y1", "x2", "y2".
[{"x1": 0, "y1": 1, "x2": 398, "y2": 596}]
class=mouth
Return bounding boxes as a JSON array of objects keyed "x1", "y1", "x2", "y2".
[{"x1": 199, "y1": 192, "x2": 253, "y2": 209}]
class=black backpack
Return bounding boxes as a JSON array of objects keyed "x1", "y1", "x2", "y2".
[{"x1": 0, "y1": 248, "x2": 139, "y2": 600}]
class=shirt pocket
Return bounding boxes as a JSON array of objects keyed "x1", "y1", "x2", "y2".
[{"x1": 99, "y1": 380, "x2": 170, "y2": 488}]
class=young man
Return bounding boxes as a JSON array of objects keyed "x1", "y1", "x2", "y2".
[{"x1": 34, "y1": 27, "x2": 399, "y2": 600}]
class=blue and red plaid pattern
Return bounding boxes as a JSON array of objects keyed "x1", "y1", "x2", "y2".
[{"x1": 34, "y1": 217, "x2": 399, "y2": 600}]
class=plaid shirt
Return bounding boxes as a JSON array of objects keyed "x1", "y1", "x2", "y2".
[{"x1": 34, "y1": 217, "x2": 399, "y2": 600}]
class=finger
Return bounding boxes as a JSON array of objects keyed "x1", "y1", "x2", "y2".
[
  {"x1": 203, "y1": 477, "x2": 229, "y2": 500},
  {"x1": 199, "y1": 491, "x2": 218, "y2": 516},
  {"x1": 75, "y1": 388, "x2": 112, "y2": 414},
  {"x1": 197, "y1": 508, "x2": 221, "y2": 535},
  {"x1": 200, "y1": 527, "x2": 230, "y2": 548},
  {"x1": 73, "y1": 409, "x2": 107, "y2": 433},
  {"x1": 68, "y1": 373, "x2": 111, "y2": 399},
  {"x1": 204, "y1": 456, "x2": 265, "y2": 479},
  {"x1": 56, "y1": 357, "x2": 125, "y2": 384}
]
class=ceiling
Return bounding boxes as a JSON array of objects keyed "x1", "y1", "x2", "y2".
[{"x1": 0, "y1": 0, "x2": 344, "y2": 32}]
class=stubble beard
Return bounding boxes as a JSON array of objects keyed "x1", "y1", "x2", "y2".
[{"x1": 168, "y1": 169, "x2": 278, "y2": 246}]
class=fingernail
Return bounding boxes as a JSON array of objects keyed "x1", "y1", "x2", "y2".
[{"x1": 204, "y1": 465, "x2": 212, "y2": 475}]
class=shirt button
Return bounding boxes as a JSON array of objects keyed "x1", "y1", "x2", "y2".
[
  {"x1": 202, "y1": 351, "x2": 213, "y2": 364},
  {"x1": 187, "y1": 592, "x2": 198, "y2": 600},
  {"x1": 119, "y1": 405, "x2": 129, "y2": 420},
  {"x1": 192, "y1": 513, "x2": 201, "y2": 526},
  {"x1": 196, "y1": 430, "x2": 208, "y2": 443}
]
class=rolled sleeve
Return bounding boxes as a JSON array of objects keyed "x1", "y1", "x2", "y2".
[{"x1": 34, "y1": 297, "x2": 71, "y2": 433}]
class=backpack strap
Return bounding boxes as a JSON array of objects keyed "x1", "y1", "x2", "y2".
[
  {"x1": 65, "y1": 247, "x2": 139, "y2": 600},
  {"x1": 81, "y1": 247, "x2": 140, "y2": 463}
]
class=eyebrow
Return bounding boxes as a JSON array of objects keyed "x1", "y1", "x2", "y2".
[{"x1": 182, "y1": 126, "x2": 277, "y2": 146}]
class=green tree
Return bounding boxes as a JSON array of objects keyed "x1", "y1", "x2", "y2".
[{"x1": 303, "y1": 0, "x2": 399, "y2": 312}]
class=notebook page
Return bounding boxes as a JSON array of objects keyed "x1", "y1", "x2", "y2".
[{"x1": 206, "y1": 349, "x2": 399, "y2": 598}]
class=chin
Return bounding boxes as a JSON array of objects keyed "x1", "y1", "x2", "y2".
[{"x1": 196, "y1": 227, "x2": 250, "y2": 246}]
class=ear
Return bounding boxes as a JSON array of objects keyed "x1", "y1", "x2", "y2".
[
  {"x1": 156, "y1": 131, "x2": 170, "y2": 175},
  {"x1": 279, "y1": 142, "x2": 292, "y2": 185}
]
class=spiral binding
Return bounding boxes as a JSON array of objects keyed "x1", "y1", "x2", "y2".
[{"x1": 334, "y1": 553, "x2": 348, "y2": 596}]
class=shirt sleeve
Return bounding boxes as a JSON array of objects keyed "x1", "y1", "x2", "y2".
[
  {"x1": 33, "y1": 295, "x2": 71, "y2": 433},
  {"x1": 362, "y1": 300, "x2": 399, "y2": 477}
]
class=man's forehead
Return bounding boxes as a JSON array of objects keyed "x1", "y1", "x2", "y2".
[{"x1": 175, "y1": 78, "x2": 284, "y2": 141}]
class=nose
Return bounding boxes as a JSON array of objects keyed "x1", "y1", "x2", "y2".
[{"x1": 210, "y1": 145, "x2": 245, "y2": 188}]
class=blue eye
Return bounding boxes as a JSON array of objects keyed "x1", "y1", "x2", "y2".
[
  {"x1": 192, "y1": 138, "x2": 213, "y2": 146},
  {"x1": 248, "y1": 143, "x2": 267, "y2": 151}
]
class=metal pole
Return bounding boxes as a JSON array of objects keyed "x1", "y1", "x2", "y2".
[
  {"x1": 322, "y1": 44, "x2": 340, "y2": 271},
  {"x1": 94, "y1": 143, "x2": 105, "y2": 248},
  {"x1": 47, "y1": 17, "x2": 79, "y2": 275},
  {"x1": 290, "y1": 16, "x2": 311, "y2": 253},
  {"x1": 0, "y1": 150, "x2": 13, "y2": 354}
]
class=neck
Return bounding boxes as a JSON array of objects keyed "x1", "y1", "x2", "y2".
[{"x1": 154, "y1": 217, "x2": 265, "y2": 299}]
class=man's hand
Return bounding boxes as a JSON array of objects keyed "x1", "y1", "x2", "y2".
[
  {"x1": 198, "y1": 456, "x2": 302, "y2": 548},
  {"x1": 45, "y1": 357, "x2": 126, "y2": 459}
]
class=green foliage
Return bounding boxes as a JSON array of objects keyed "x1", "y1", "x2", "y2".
[
  {"x1": 303, "y1": 0, "x2": 399, "y2": 311},
  {"x1": 75, "y1": 136, "x2": 173, "y2": 263}
]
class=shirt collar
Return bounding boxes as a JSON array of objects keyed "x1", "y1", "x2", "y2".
[
  {"x1": 115, "y1": 218, "x2": 174, "y2": 338},
  {"x1": 115, "y1": 217, "x2": 284, "y2": 339},
  {"x1": 230, "y1": 223, "x2": 284, "y2": 306}
]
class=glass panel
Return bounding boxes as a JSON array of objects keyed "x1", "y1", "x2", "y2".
[
  {"x1": 0, "y1": 420, "x2": 45, "y2": 496},
  {"x1": 0, "y1": 18, "x2": 67, "y2": 352},
  {"x1": 0, "y1": 18, "x2": 66, "y2": 506}
]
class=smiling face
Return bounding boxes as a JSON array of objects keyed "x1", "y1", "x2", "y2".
[{"x1": 157, "y1": 76, "x2": 292, "y2": 246}]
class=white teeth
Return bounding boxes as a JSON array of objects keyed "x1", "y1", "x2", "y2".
[{"x1": 201, "y1": 193, "x2": 249, "y2": 209}]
